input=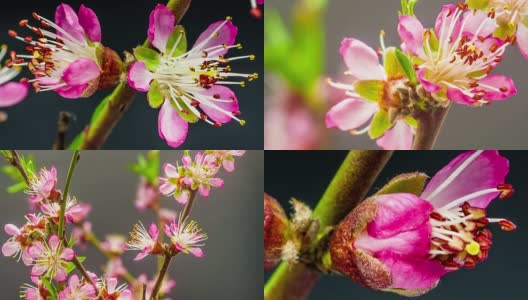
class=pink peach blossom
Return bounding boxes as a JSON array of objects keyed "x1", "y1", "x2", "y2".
[{"x1": 28, "y1": 235, "x2": 75, "y2": 282}]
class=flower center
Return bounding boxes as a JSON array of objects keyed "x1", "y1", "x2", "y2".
[{"x1": 490, "y1": 0, "x2": 528, "y2": 25}]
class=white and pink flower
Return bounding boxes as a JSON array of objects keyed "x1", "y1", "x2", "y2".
[
  {"x1": 28, "y1": 235, "x2": 75, "y2": 282},
  {"x1": 58, "y1": 274, "x2": 97, "y2": 300},
  {"x1": 104, "y1": 258, "x2": 128, "y2": 278},
  {"x1": 398, "y1": 4, "x2": 517, "y2": 106},
  {"x1": 331, "y1": 150, "x2": 515, "y2": 295},
  {"x1": 98, "y1": 277, "x2": 132, "y2": 300},
  {"x1": 135, "y1": 178, "x2": 159, "y2": 211},
  {"x1": 2, "y1": 214, "x2": 46, "y2": 265},
  {"x1": 206, "y1": 150, "x2": 246, "y2": 172},
  {"x1": 159, "y1": 162, "x2": 190, "y2": 204},
  {"x1": 164, "y1": 214, "x2": 207, "y2": 258},
  {"x1": 40, "y1": 196, "x2": 91, "y2": 224},
  {"x1": 182, "y1": 151, "x2": 224, "y2": 198},
  {"x1": 100, "y1": 234, "x2": 127, "y2": 256},
  {"x1": 25, "y1": 166, "x2": 58, "y2": 203},
  {"x1": 128, "y1": 4, "x2": 257, "y2": 148},
  {"x1": 0, "y1": 44, "x2": 28, "y2": 110},
  {"x1": 126, "y1": 222, "x2": 163, "y2": 261},
  {"x1": 9, "y1": 4, "x2": 107, "y2": 98}
]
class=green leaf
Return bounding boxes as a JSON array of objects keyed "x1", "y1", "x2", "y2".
[
  {"x1": 264, "y1": 8, "x2": 292, "y2": 75},
  {"x1": 173, "y1": 98, "x2": 199, "y2": 123},
  {"x1": 67, "y1": 132, "x2": 84, "y2": 150},
  {"x1": 41, "y1": 277, "x2": 58, "y2": 299},
  {"x1": 354, "y1": 80, "x2": 386, "y2": 102},
  {"x1": 7, "y1": 181, "x2": 26, "y2": 194},
  {"x1": 374, "y1": 172, "x2": 428, "y2": 196},
  {"x1": 369, "y1": 110, "x2": 392, "y2": 139},
  {"x1": 134, "y1": 46, "x2": 160, "y2": 71},
  {"x1": 148, "y1": 81, "x2": 164, "y2": 108},
  {"x1": 165, "y1": 25, "x2": 187, "y2": 57},
  {"x1": 395, "y1": 49, "x2": 417, "y2": 84},
  {"x1": 467, "y1": 0, "x2": 489, "y2": 10},
  {"x1": 130, "y1": 151, "x2": 160, "y2": 184},
  {"x1": 384, "y1": 47, "x2": 407, "y2": 80},
  {"x1": 400, "y1": 0, "x2": 418, "y2": 16}
]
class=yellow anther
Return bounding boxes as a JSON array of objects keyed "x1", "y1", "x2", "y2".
[
  {"x1": 1, "y1": 44, "x2": 7, "y2": 51},
  {"x1": 226, "y1": 16, "x2": 232, "y2": 21},
  {"x1": 469, "y1": 44, "x2": 477, "y2": 52},
  {"x1": 465, "y1": 241, "x2": 480, "y2": 256},
  {"x1": 239, "y1": 120, "x2": 246, "y2": 126},
  {"x1": 380, "y1": 30, "x2": 386, "y2": 36},
  {"x1": 33, "y1": 51, "x2": 42, "y2": 59},
  {"x1": 249, "y1": 54, "x2": 255, "y2": 61},
  {"x1": 503, "y1": 5, "x2": 510, "y2": 10}
]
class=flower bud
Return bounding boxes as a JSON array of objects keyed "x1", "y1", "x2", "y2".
[
  {"x1": 97, "y1": 46, "x2": 124, "y2": 90},
  {"x1": 264, "y1": 193, "x2": 289, "y2": 270}
]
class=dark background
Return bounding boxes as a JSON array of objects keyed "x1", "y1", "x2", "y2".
[
  {"x1": 265, "y1": 151, "x2": 527, "y2": 299},
  {"x1": 0, "y1": 1, "x2": 263, "y2": 149},
  {"x1": 0, "y1": 150, "x2": 263, "y2": 299}
]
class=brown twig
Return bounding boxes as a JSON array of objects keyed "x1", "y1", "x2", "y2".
[
  {"x1": 412, "y1": 105, "x2": 451, "y2": 150},
  {"x1": 7, "y1": 150, "x2": 30, "y2": 184},
  {"x1": 149, "y1": 253, "x2": 173, "y2": 300},
  {"x1": 53, "y1": 111, "x2": 73, "y2": 150}
]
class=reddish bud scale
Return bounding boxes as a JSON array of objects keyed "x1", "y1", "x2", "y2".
[
  {"x1": 264, "y1": 193, "x2": 289, "y2": 270},
  {"x1": 97, "y1": 47, "x2": 123, "y2": 90}
]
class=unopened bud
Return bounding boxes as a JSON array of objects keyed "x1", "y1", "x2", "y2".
[{"x1": 264, "y1": 193, "x2": 289, "y2": 270}]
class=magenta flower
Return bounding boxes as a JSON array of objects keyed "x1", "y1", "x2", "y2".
[
  {"x1": 98, "y1": 277, "x2": 132, "y2": 300},
  {"x1": 0, "y1": 44, "x2": 28, "y2": 109},
  {"x1": 331, "y1": 150, "x2": 515, "y2": 295},
  {"x1": 25, "y1": 167, "x2": 58, "y2": 203},
  {"x1": 127, "y1": 222, "x2": 163, "y2": 261},
  {"x1": 100, "y1": 234, "x2": 127, "y2": 256},
  {"x1": 398, "y1": 4, "x2": 517, "y2": 106},
  {"x1": 9, "y1": 4, "x2": 109, "y2": 98},
  {"x1": 182, "y1": 151, "x2": 224, "y2": 198},
  {"x1": 28, "y1": 235, "x2": 75, "y2": 282},
  {"x1": 327, "y1": 38, "x2": 415, "y2": 149},
  {"x1": 58, "y1": 274, "x2": 96, "y2": 300},
  {"x1": 250, "y1": 0, "x2": 264, "y2": 18},
  {"x1": 40, "y1": 196, "x2": 91, "y2": 224},
  {"x1": 135, "y1": 178, "x2": 159, "y2": 211},
  {"x1": 159, "y1": 162, "x2": 190, "y2": 204},
  {"x1": 21, "y1": 277, "x2": 50, "y2": 300},
  {"x1": 128, "y1": 4, "x2": 257, "y2": 148},
  {"x1": 207, "y1": 150, "x2": 246, "y2": 172},
  {"x1": 164, "y1": 214, "x2": 207, "y2": 257}
]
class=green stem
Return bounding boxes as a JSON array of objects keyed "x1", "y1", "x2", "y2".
[
  {"x1": 264, "y1": 151, "x2": 393, "y2": 300},
  {"x1": 412, "y1": 105, "x2": 450, "y2": 150},
  {"x1": 76, "y1": 0, "x2": 192, "y2": 149},
  {"x1": 58, "y1": 151, "x2": 80, "y2": 240},
  {"x1": 149, "y1": 254, "x2": 173, "y2": 300}
]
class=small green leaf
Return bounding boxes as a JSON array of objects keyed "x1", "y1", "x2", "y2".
[
  {"x1": 494, "y1": 23, "x2": 516, "y2": 39},
  {"x1": 404, "y1": 116, "x2": 418, "y2": 128},
  {"x1": 395, "y1": 49, "x2": 417, "y2": 84},
  {"x1": 148, "y1": 81, "x2": 164, "y2": 108},
  {"x1": 400, "y1": 0, "x2": 418, "y2": 16},
  {"x1": 41, "y1": 278, "x2": 58, "y2": 299},
  {"x1": 165, "y1": 25, "x2": 187, "y2": 57},
  {"x1": 375, "y1": 172, "x2": 428, "y2": 196},
  {"x1": 134, "y1": 46, "x2": 160, "y2": 71},
  {"x1": 384, "y1": 47, "x2": 406, "y2": 80},
  {"x1": 130, "y1": 151, "x2": 160, "y2": 184},
  {"x1": 173, "y1": 99, "x2": 199, "y2": 123},
  {"x1": 264, "y1": 8, "x2": 291, "y2": 74},
  {"x1": 354, "y1": 80, "x2": 386, "y2": 102},
  {"x1": 369, "y1": 110, "x2": 392, "y2": 139},
  {"x1": 467, "y1": 0, "x2": 489, "y2": 10},
  {"x1": 7, "y1": 182, "x2": 26, "y2": 194}
]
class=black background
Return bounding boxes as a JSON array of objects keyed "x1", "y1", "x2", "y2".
[
  {"x1": 0, "y1": 0, "x2": 263, "y2": 149},
  {"x1": 265, "y1": 151, "x2": 528, "y2": 300}
]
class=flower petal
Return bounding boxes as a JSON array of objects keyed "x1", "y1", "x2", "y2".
[
  {"x1": 55, "y1": 4, "x2": 86, "y2": 43},
  {"x1": 421, "y1": 150, "x2": 509, "y2": 208},
  {"x1": 158, "y1": 100, "x2": 189, "y2": 148},
  {"x1": 0, "y1": 82, "x2": 28, "y2": 108},
  {"x1": 78, "y1": 5, "x2": 102, "y2": 42},
  {"x1": 377, "y1": 251, "x2": 446, "y2": 290},
  {"x1": 55, "y1": 84, "x2": 89, "y2": 99},
  {"x1": 478, "y1": 74, "x2": 517, "y2": 101},
  {"x1": 376, "y1": 120, "x2": 414, "y2": 150},
  {"x1": 193, "y1": 21, "x2": 238, "y2": 57},
  {"x1": 4, "y1": 224, "x2": 20, "y2": 236},
  {"x1": 398, "y1": 15, "x2": 426, "y2": 57},
  {"x1": 434, "y1": 5, "x2": 461, "y2": 43},
  {"x1": 461, "y1": 10, "x2": 496, "y2": 37},
  {"x1": 1, "y1": 241, "x2": 19, "y2": 256},
  {"x1": 163, "y1": 163, "x2": 178, "y2": 178},
  {"x1": 148, "y1": 4, "x2": 176, "y2": 51},
  {"x1": 516, "y1": 24, "x2": 528, "y2": 60},
  {"x1": 128, "y1": 62, "x2": 154, "y2": 92},
  {"x1": 325, "y1": 98, "x2": 378, "y2": 131},
  {"x1": 159, "y1": 182, "x2": 176, "y2": 195},
  {"x1": 417, "y1": 68, "x2": 442, "y2": 93},
  {"x1": 188, "y1": 247, "x2": 204, "y2": 257},
  {"x1": 199, "y1": 85, "x2": 239, "y2": 123},
  {"x1": 55, "y1": 268, "x2": 67, "y2": 282},
  {"x1": 60, "y1": 248, "x2": 74, "y2": 261},
  {"x1": 367, "y1": 193, "x2": 433, "y2": 239},
  {"x1": 62, "y1": 58, "x2": 100, "y2": 86},
  {"x1": 48, "y1": 235, "x2": 60, "y2": 249},
  {"x1": 209, "y1": 178, "x2": 224, "y2": 188},
  {"x1": 148, "y1": 222, "x2": 159, "y2": 240},
  {"x1": 198, "y1": 184, "x2": 210, "y2": 198},
  {"x1": 339, "y1": 38, "x2": 385, "y2": 81}
]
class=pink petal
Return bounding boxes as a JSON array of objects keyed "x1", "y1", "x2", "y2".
[
  {"x1": 55, "y1": 4, "x2": 86, "y2": 43},
  {"x1": 148, "y1": 4, "x2": 176, "y2": 51},
  {"x1": 22, "y1": 251, "x2": 33, "y2": 265},
  {"x1": 2, "y1": 241, "x2": 19, "y2": 256},
  {"x1": 339, "y1": 38, "x2": 385, "y2": 81},
  {"x1": 31, "y1": 264, "x2": 47, "y2": 276},
  {"x1": 134, "y1": 251, "x2": 148, "y2": 261},
  {"x1": 398, "y1": 15, "x2": 426, "y2": 57},
  {"x1": 189, "y1": 247, "x2": 204, "y2": 257},
  {"x1": 56, "y1": 84, "x2": 89, "y2": 99},
  {"x1": 209, "y1": 178, "x2": 224, "y2": 188},
  {"x1": 128, "y1": 62, "x2": 154, "y2": 92},
  {"x1": 158, "y1": 100, "x2": 189, "y2": 148},
  {"x1": 377, "y1": 251, "x2": 446, "y2": 290},
  {"x1": 0, "y1": 82, "x2": 28, "y2": 107},
  {"x1": 376, "y1": 120, "x2": 414, "y2": 150},
  {"x1": 163, "y1": 163, "x2": 179, "y2": 178},
  {"x1": 4, "y1": 224, "x2": 20, "y2": 236},
  {"x1": 78, "y1": 5, "x2": 102, "y2": 42},
  {"x1": 355, "y1": 222, "x2": 431, "y2": 257},
  {"x1": 417, "y1": 69, "x2": 442, "y2": 93},
  {"x1": 477, "y1": 74, "x2": 517, "y2": 101},
  {"x1": 107, "y1": 278, "x2": 118, "y2": 293},
  {"x1": 60, "y1": 248, "x2": 74, "y2": 261},
  {"x1": 198, "y1": 184, "x2": 210, "y2": 198},
  {"x1": 175, "y1": 190, "x2": 190, "y2": 205},
  {"x1": 434, "y1": 5, "x2": 461, "y2": 43},
  {"x1": 55, "y1": 268, "x2": 67, "y2": 282},
  {"x1": 148, "y1": 222, "x2": 159, "y2": 240},
  {"x1": 368, "y1": 193, "x2": 433, "y2": 239},
  {"x1": 461, "y1": 10, "x2": 496, "y2": 37},
  {"x1": 223, "y1": 159, "x2": 235, "y2": 172},
  {"x1": 446, "y1": 87, "x2": 476, "y2": 105},
  {"x1": 193, "y1": 21, "x2": 238, "y2": 57},
  {"x1": 517, "y1": 24, "x2": 528, "y2": 60},
  {"x1": 198, "y1": 85, "x2": 239, "y2": 124},
  {"x1": 69, "y1": 274, "x2": 80, "y2": 288},
  {"x1": 62, "y1": 58, "x2": 100, "y2": 86},
  {"x1": 159, "y1": 182, "x2": 176, "y2": 195},
  {"x1": 326, "y1": 98, "x2": 378, "y2": 131},
  {"x1": 421, "y1": 150, "x2": 509, "y2": 208},
  {"x1": 48, "y1": 235, "x2": 60, "y2": 249}
]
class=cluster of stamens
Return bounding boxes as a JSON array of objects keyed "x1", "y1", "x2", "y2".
[{"x1": 428, "y1": 183, "x2": 516, "y2": 270}]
